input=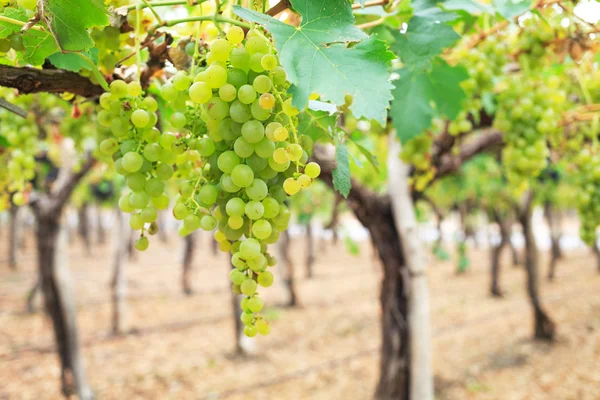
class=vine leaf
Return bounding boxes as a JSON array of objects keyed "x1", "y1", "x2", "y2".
[
  {"x1": 45, "y1": 0, "x2": 109, "y2": 52},
  {"x1": 390, "y1": 59, "x2": 468, "y2": 143},
  {"x1": 233, "y1": 1, "x2": 394, "y2": 124},
  {"x1": 349, "y1": 138, "x2": 380, "y2": 172},
  {"x1": 298, "y1": 108, "x2": 336, "y2": 142},
  {"x1": 390, "y1": 16, "x2": 460, "y2": 69},
  {"x1": 493, "y1": 0, "x2": 532, "y2": 20},
  {"x1": 0, "y1": 7, "x2": 27, "y2": 38},
  {"x1": 48, "y1": 48, "x2": 98, "y2": 72},
  {"x1": 333, "y1": 140, "x2": 351, "y2": 198}
]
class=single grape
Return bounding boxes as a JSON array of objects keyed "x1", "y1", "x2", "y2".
[
  {"x1": 244, "y1": 325, "x2": 258, "y2": 337},
  {"x1": 253, "y1": 75, "x2": 271, "y2": 94},
  {"x1": 217, "y1": 150, "x2": 240, "y2": 174},
  {"x1": 258, "y1": 271, "x2": 274, "y2": 287},
  {"x1": 305, "y1": 162, "x2": 321, "y2": 178},
  {"x1": 259, "y1": 93, "x2": 275, "y2": 110},
  {"x1": 228, "y1": 216, "x2": 244, "y2": 229},
  {"x1": 135, "y1": 236, "x2": 149, "y2": 251},
  {"x1": 131, "y1": 109, "x2": 150, "y2": 128},
  {"x1": 219, "y1": 84, "x2": 237, "y2": 102},
  {"x1": 231, "y1": 164, "x2": 254, "y2": 188},
  {"x1": 297, "y1": 174, "x2": 312, "y2": 188},
  {"x1": 238, "y1": 85, "x2": 257, "y2": 105},
  {"x1": 198, "y1": 184, "x2": 219, "y2": 205},
  {"x1": 233, "y1": 136, "x2": 255, "y2": 158},
  {"x1": 241, "y1": 120, "x2": 264, "y2": 143},
  {"x1": 274, "y1": 127, "x2": 288, "y2": 142},
  {"x1": 189, "y1": 82, "x2": 212, "y2": 104},
  {"x1": 230, "y1": 269, "x2": 246, "y2": 285},
  {"x1": 227, "y1": 26, "x2": 245, "y2": 45},
  {"x1": 205, "y1": 64, "x2": 228, "y2": 88},
  {"x1": 252, "y1": 219, "x2": 272, "y2": 239},
  {"x1": 140, "y1": 207, "x2": 157, "y2": 223},
  {"x1": 173, "y1": 203, "x2": 189, "y2": 220},
  {"x1": 261, "y1": 54, "x2": 277, "y2": 71},
  {"x1": 245, "y1": 200, "x2": 264, "y2": 220},
  {"x1": 240, "y1": 279, "x2": 258, "y2": 296},
  {"x1": 246, "y1": 179, "x2": 268, "y2": 201},
  {"x1": 128, "y1": 81, "x2": 143, "y2": 97},
  {"x1": 129, "y1": 214, "x2": 144, "y2": 230},
  {"x1": 248, "y1": 297, "x2": 264, "y2": 312},
  {"x1": 122, "y1": 152, "x2": 143, "y2": 173},
  {"x1": 283, "y1": 178, "x2": 300, "y2": 195},
  {"x1": 226, "y1": 197, "x2": 246, "y2": 217}
]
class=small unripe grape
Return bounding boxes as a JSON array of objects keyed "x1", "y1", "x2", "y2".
[
  {"x1": 244, "y1": 325, "x2": 257, "y2": 337},
  {"x1": 297, "y1": 174, "x2": 312, "y2": 188},
  {"x1": 170, "y1": 112, "x2": 187, "y2": 129},
  {"x1": 248, "y1": 296, "x2": 264, "y2": 312},
  {"x1": 173, "y1": 203, "x2": 189, "y2": 220},
  {"x1": 110, "y1": 80, "x2": 128, "y2": 98},
  {"x1": 261, "y1": 54, "x2": 277, "y2": 71},
  {"x1": 135, "y1": 236, "x2": 149, "y2": 251},
  {"x1": 189, "y1": 82, "x2": 212, "y2": 104},
  {"x1": 129, "y1": 214, "x2": 144, "y2": 230},
  {"x1": 256, "y1": 319, "x2": 270, "y2": 335},
  {"x1": 241, "y1": 279, "x2": 257, "y2": 295},
  {"x1": 283, "y1": 178, "x2": 300, "y2": 195},
  {"x1": 253, "y1": 75, "x2": 271, "y2": 94},
  {"x1": 274, "y1": 127, "x2": 288, "y2": 142},
  {"x1": 200, "y1": 215, "x2": 217, "y2": 231},
  {"x1": 273, "y1": 148, "x2": 288, "y2": 164},
  {"x1": 122, "y1": 152, "x2": 143, "y2": 173},
  {"x1": 305, "y1": 162, "x2": 321, "y2": 178},
  {"x1": 258, "y1": 271, "x2": 274, "y2": 287},
  {"x1": 227, "y1": 26, "x2": 245, "y2": 45},
  {"x1": 128, "y1": 81, "x2": 143, "y2": 97},
  {"x1": 142, "y1": 96, "x2": 158, "y2": 112},
  {"x1": 131, "y1": 109, "x2": 150, "y2": 128},
  {"x1": 230, "y1": 269, "x2": 246, "y2": 285}
]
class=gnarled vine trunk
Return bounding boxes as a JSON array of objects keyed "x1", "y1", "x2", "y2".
[
  {"x1": 34, "y1": 208, "x2": 93, "y2": 399},
  {"x1": 77, "y1": 203, "x2": 92, "y2": 255},
  {"x1": 544, "y1": 202, "x2": 562, "y2": 281},
  {"x1": 96, "y1": 205, "x2": 106, "y2": 245},
  {"x1": 490, "y1": 210, "x2": 509, "y2": 297},
  {"x1": 316, "y1": 146, "x2": 410, "y2": 400},
  {"x1": 518, "y1": 193, "x2": 556, "y2": 341},
  {"x1": 182, "y1": 232, "x2": 197, "y2": 296}
]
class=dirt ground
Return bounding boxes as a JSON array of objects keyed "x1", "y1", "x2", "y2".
[{"x1": 1, "y1": 224, "x2": 599, "y2": 400}]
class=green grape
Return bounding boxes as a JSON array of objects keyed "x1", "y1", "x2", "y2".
[
  {"x1": 110, "y1": 80, "x2": 128, "y2": 98},
  {"x1": 249, "y1": 53, "x2": 266, "y2": 73},
  {"x1": 286, "y1": 143, "x2": 303, "y2": 161},
  {"x1": 100, "y1": 138, "x2": 119, "y2": 155},
  {"x1": 250, "y1": 100, "x2": 271, "y2": 121},
  {"x1": 241, "y1": 120, "x2": 264, "y2": 143},
  {"x1": 156, "y1": 163, "x2": 174, "y2": 180},
  {"x1": 0, "y1": 38, "x2": 11, "y2": 53},
  {"x1": 189, "y1": 82, "x2": 212, "y2": 104},
  {"x1": 143, "y1": 143, "x2": 162, "y2": 162},
  {"x1": 257, "y1": 271, "x2": 274, "y2": 287},
  {"x1": 245, "y1": 200, "x2": 264, "y2": 220},
  {"x1": 262, "y1": 197, "x2": 280, "y2": 218},
  {"x1": 252, "y1": 219, "x2": 272, "y2": 240},
  {"x1": 212, "y1": 38, "x2": 232, "y2": 62},
  {"x1": 218, "y1": 150, "x2": 240, "y2": 174},
  {"x1": 247, "y1": 296, "x2": 264, "y2": 312},
  {"x1": 127, "y1": 172, "x2": 146, "y2": 191},
  {"x1": 131, "y1": 109, "x2": 150, "y2": 128},
  {"x1": 261, "y1": 54, "x2": 277, "y2": 71},
  {"x1": 233, "y1": 136, "x2": 255, "y2": 158},
  {"x1": 206, "y1": 97, "x2": 230, "y2": 120},
  {"x1": 253, "y1": 75, "x2": 271, "y2": 94},
  {"x1": 197, "y1": 138, "x2": 216, "y2": 156},
  {"x1": 122, "y1": 152, "x2": 143, "y2": 173},
  {"x1": 184, "y1": 214, "x2": 201, "y2": 231},
  {"x1": 227, "y1": 69, "x2": 248, "y2": 88},
  {"x1": 161, "y1": 83, "x2": 178, "y2": 101},
  {"x1": 226, "y1": 197, "x2": 246, "y2": 217},
  {"x1": 198, "y1": 184, "x2": 219, "y2": 205},
  {"x1": 128, "y1": 81, "x2": 143, "y2": 97},
  {"x1": 272, "y1": 66, "x2": 287, "y2": 85},
  {"x1": 140, "y1": 207, "x2": 158, "y2": 223},
  {"x1": 245, "y1": 36, "x2": 269, "y2": 55},
  {"x1": 227, "y1": 26, "x2": 245, "y2": 45},
  {"x1": 230, "y1": 101, "x2": 251, "y2": 123},
  {"x1": 130, "y1": 191, "x2": 150, "y2": 209},
  {"x1": 171, "y1": 112, "x2": 187, "y2": 129},
  {"x1": 130, "y1": 214, "x2": 144, "y2": 230},
  {"x1": 254, "y1": 137, "x2": 275, "y2": 158},
  {"x1": 118, "y1": 195, "x2": 134, "y2": 213},
  {"x1": 173, "y1": 203, "x2": 189, "y2": 220},
  {"x1": 246, "y1": 179, "x2": 268, "y2": 200},
  {"x1": 240, "y1": 279, "x2": 258, "y2": 296},
  {"x1": 173, "y1": 73, "x2": 192, "y2": 91},
  {"x1": 258, "y1": 93, "x2": 275, "y2": 110},
  {"x1": 241, "y1": 311, "x2": 254, "y2": 326},
  {"x1": 145, "y1": 178, "x2": 164, "y2": 197},
  {"x1": 238, "y1": 85, "x2": 257, "y2": 105},
  {"x1": 221, "y1": 174, "x2": 241, "y2": 193},
  {"x1": 143, "y1": 96, "x2": 158, "y2": 112},
  {"x1": 231, "y1": 164, "x2": 254, "y2": 187},
  {"x1": 135, "y1": 236, "x2": 149, "y2": 251},
  {"x1": 228, "y1": 216, "x2": 244, "y2": 229},
  {"x1": 230, "y1": 269, "x2": 246, "y2": 285},
  {"x1": 246, "y1": 153, "x2": 267, "y2": 172},
  {"x1": 244, "y1": 325, "x2": 258, "y2": 337},
  {"x1": 265, "y1": 122, "x2": 281, "y2": 141},
  {"x1": 297, "y1": 174, "x2": 312, "y2": 188},
  {"x1": 151, "y1": 194, "x2": 169, "y2": 210},
  {"x1": 9, "y1": 35, "x2": 24, "y2": 51},
  {"x1": 219, "y1": 84, "x2": 237, "y2": 102},
  {"x1": 205, "y1": 65, "x2": 228, "y2": 89},
  {"x1": 230, "y1": 47, "x2": 250, "y2": 70}
]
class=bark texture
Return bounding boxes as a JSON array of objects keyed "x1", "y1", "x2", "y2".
[
  {"x1": 544, "y1": 203, "x2": 562, "y2": 281},
  {"x1": 517, "y1": 193, "x2": 556, "y2": 341},
  {"x1": 305, "y1": 222, "x2": 315, "y2": 279},
  {"x1": 77, "y1": 204, "x2": 92, "y2": 255},
  {"x1": 490, "y1": 211, "x2": 509, "y2": 297}
]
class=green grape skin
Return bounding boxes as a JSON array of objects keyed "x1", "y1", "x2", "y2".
[
  {"x1": 246, "y1": 179, "x2": 268, "y2": 201},
  {"x1": 135, "y1": 236, "x2": 149, "y2": 251},
  {"x1": 219, "y1": 84, "x2": 237, "y2": 102},
  {"x1": 244, "y1": 325, "x2": 258, "y2": 337},
  {"x1": 233, "y1": 137, "x2": 255, "y2": 158},
  {"x1": 262, "y1": 197, "x2": 280, "y2": 218},
  {"x1": 218, "y1": 150, "x2": 241, "y2": 174},
  {"x1": 206, "y1": 97, "x2": 230, "y2": 121},
  {"x1": 140, "y1": 207, "x2": 158, "y2": 223},
  {"x1": 205, "y1": 64, "x2": 228, "y2": 89},
  {"x1": 240, "y1": 279, "x2": 257, "y2": 295},
  {"x1": 126, "y1": 173, "x2": 146, "y2": 191},
  {"x1": 248, "y1": 296, "x2": 264, "y2": 312},
  {"x1": 241, "y1": 120, "x2": 264, "y2": 143},
  {"x1": 245, "y1": 200, "x2": 264, "y2": 220},
  {"x1": 230, "y1": 101, "x2": 252, "y2": 123},
  {"x1": 122, "y1": 152, "x2": 144, "y2": 173},
  {"x1": 231, "y1": 164, "x2": 255, "y2": 188},
  {"x1": 257, "y1": 271, "x2": 274, "y2": 287},
  {"x1": 156, "y1": 163, "x2": 174, "y2": 180},
  {"x1": 241, "y1": 311, "x2": 254, "y2": 326},
  {"x1": 226, "y1": 197, "x2": 246, "y2": 217},
  {"x1": 261, "y1": 54, "x2": 277, "y2": 71},
  {"x1": 119, "y1": 195, "x2": 135, "y2": 213},
  {"x1": 250, "y1": 100, "x2": 271, "y2": 121},
  {"x1": 252, "y1": 219, "x2": 272, "y2": 239},
  {"x1": 256, "y1": 319, "x2": 270, "y2": 335},
  {"x1": 238, "y1": 85, "x2": 257, "y2": 105},
  {"x1": 198, "y1": 184, "x2": 219, "y2": 205},
  {"x1": 230, "y1": 47, "x2": 250, "y2": 70},
  {"x1": 184, "y1": 214, "x2": 201, "y2": 231},
  {"x1": 151, "y1": 194, "x2": 169, "y2": 210},
  {"x1": 230, "y1": 269, "x2": 246, "y2": 285},
  {"x1": 189, "y1": 82, "x2": 212, "y2": 104},
  {"x1": 131, "y1": 109, "x2": 150, "y2": 128},
  {"x1": 173, "y1": 203, "x2": 189, "y2": 220},
  {"x1": 129, "y1": 214, "x2": 144, "y2": 230},
  {"x1": 253, "y1": 75, "x2": 271, "y2": 94},
  {"x1": 227, "y1": 69, "x2": 248, "y2": 88},
  {"x1": 130, "y1": 191, "x2": 150, "y2": 209},
  {"x1": 249, "y1": 53, "x2": 266, "y2": 73},
  {"x1": 254, "y1": 137, "x2": 275, "y2": 158},
  {"x1": 227, "y1": 26, "x2": 245, "y2": 45}
]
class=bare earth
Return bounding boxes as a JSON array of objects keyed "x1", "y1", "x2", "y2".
[{"x1": 1, "y1": 229, "x2": 599, "y2": 400}]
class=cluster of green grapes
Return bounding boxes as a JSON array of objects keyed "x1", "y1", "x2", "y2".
[
  {"x1": 97, "y1": 80, "x2": 170, "y2": 251},
  {"x1": 449, "y1": 36, "x2": 509, "y2": 136},
  {"x1": 0, "y1": 93, "x2": 38, "y2": 208},
  {"x1": 515, "y1": 16, "x2": 559, "y2": 66},
  {"x1": 494, "y1": 75, "x2": 566, "y2": 185},
  {"x1": 102, "y1": 27, "x2": 320, "y2": 337},
  {"x1": 400, "y1": 134, "x2": 434, "y2": 191},
  {"x1": 571, "y1": 148, "x2": 600, "y2": 245}
]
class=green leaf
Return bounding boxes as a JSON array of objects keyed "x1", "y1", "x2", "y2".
[
  {"x1": 233, "y1": 1, "x2": 395, "y2": 124},
  {"x1": 0, "y1": 135, "x2": 10, "y2": 148},
  {"x1": 45, "y1": 0, "x2": 109, "y2": 52},
  {"x1": 22, "y1": 29, "x2": 59, "y2": 65},
  {"x1": 348, "y1": 137, "x2": 380, "y2": 172},
  {"x1": 493, "y1": 0, "x2": 532, "y2": 19},
  {"x1": 0, "y1": 6, "x2": 27, "y2": 39},
  {"x1": 391, "y1": 16, "x2": 460, "y2": 69},
  {"x1": 48, "y1": 50, "x2": 93, "y2": 72},
  {"x1": 333, "y1": 141, "x2": 351, "y2": 198},
  {"x1": 412, "y1": 0, "x2": 459, "y2": 22},
  {"x1": 390, "y1": 58, "x2": 468, "y2": 142},
  {"x1": 442, "y1": 0, "x2": 493, "y2": 14},
  {"x1": 298, "y1": 108, "x2": 336, "y2": 142}
]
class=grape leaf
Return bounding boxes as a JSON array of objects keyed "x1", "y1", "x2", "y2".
[
  {"x1": 48, "y1": 48, "x2": 98, "y2": 72},
  {"x1": 22, "y1": 29, "x2": 59, "y2": 65},
  {"x1": 298, "y1": 108, "x2": 336, "y2": 142},
  {"x1": 0, "y1": 135, "x2": 9, "y2": 148},
  {"x1": 45, "y1": 0, "x2": 109, "y2": 52},
  {"x1": 233, "y1": 1, "x2": 394, "y2": 124},
  {"x1": 390, "y1": 58, "x2": 467, "y2": 143},
  {"x1": 333, "y1": 141, "x2": 351, "y2": 198},
  {"x1": 412, "y1": 0, "x2": 459, "y2": 22},
  {"x1": 348, "y1": 138, "x2": 380, "y2": 172},
  {"x1": 442, "y1": 0, "x2": 493, "y2": 14},
  {"x1": 493, "y1": 0, "x2": 532, "y2": 19},
  {"x1": 0, "y1": 6, "x2": 27, "y2": 39},
  {"x1": 391, "y1": 17, "x2": 460, "y2": 69}
]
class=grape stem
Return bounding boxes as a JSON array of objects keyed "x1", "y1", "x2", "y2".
[
  {"x1": 149, "y1": 15, "x2": 250, "y2": 33},
  {"x1": 0, "y1": 15, "x2": 44, "y2": 31},
  {"x1": 124, "y1": 0, "x2": 206, "y2": 11},
  {"x1": 140, "y1": 0, "x2": 164, "y2": 25}
]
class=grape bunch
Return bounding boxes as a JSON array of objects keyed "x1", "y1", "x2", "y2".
[
  {"x1": 103, "y1": 27, "x2": 320, "y2": 337},
  {"x1": 494, "y1": 75, "x2": 566, "y2": 186},
  {"x1": 97, "y1": 80, "x2": 171, "y2": 251},
  {"x1": 571, "y1": 147, "x2": 600, "y2": 245}
]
